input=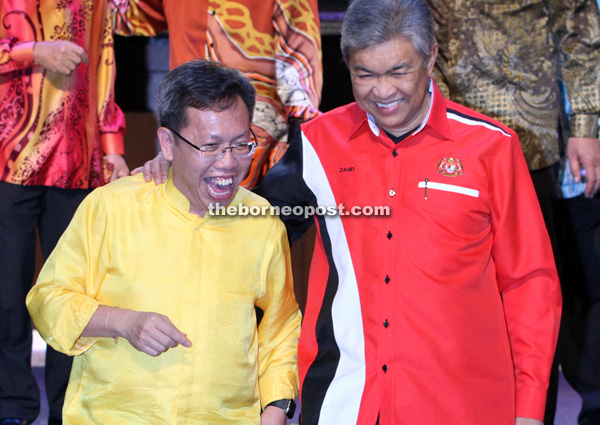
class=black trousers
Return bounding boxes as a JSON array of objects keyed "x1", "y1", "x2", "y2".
[
  {"x1": 554, "y1": 194, "x2": 600, "y2": 425},
  {"x1": 0, "y1": 182, "x2": 90, "y2": 424},
  {"x1": 525, "y1": 165, "x2": 563, "y2": 425}
]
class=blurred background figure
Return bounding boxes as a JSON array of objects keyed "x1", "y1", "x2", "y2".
[
  {"x1": 554, "y1": 7, "x2": 600, "y2": 425},
  {"x1": 0, "y1": 1, "x2": 128, "y2": 424},
  {"x1": 430, "y1": 1, "x2": 600, "y2": 423},
  {"x1": 113, "y1": 0, "x2": 322, "y2": 188}
]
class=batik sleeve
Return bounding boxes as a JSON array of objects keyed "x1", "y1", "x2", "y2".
[
  {"x1": 0, "y1": 38, "x2": 35, "y2": 74},
  {"x1": 555, "y1": 0, "x2": 600, "y2": 138},
  {"x1": 112, "y1": 0, "x2": 168, "y2": 36},
  {"x1": 98, "y1": 3, "x2": 125, "y2": 155},
  {"x1": 273, "y1": 0, "x2": 322, "y2": 125}
]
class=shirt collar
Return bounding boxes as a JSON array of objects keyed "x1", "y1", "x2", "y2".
[{"x1": 164, "y1": 169, "x2": 193, "y2": 214}]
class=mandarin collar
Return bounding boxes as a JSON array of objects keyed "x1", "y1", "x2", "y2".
[{"x1": 163, "y1": 169, "x2": 193, "y2": 215}]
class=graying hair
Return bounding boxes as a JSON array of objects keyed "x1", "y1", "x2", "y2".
[{"x1": 341, "y1": 0, "x2": 436, "y2": 66}]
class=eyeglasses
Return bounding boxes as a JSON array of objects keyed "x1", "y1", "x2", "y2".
[{"x1": 169, "y1": 127, "x2": 258, "y2": 162}]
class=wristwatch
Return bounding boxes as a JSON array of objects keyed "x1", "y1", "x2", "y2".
[{"x1": 266, "y1": 398, "x2": 296, "y2": 419}]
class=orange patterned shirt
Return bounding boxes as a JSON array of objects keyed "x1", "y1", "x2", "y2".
[
  {"x1": 114, "y1": 0, "x2": 322, "y2": 187},
  {"x1": 0, "y1": 0, "x2": 125, "y2": 189}
]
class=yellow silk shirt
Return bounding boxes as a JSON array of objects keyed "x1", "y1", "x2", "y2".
[{"x1": 27, "y1": 173, "x2": 301, "y2": 424}]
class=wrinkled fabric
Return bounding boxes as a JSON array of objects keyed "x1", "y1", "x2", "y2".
[
  {"x1": 256, "y1": 81, "x2": 562, "y2": 424},
  {"x1": 114, "y1": 0, "x2": 322, "y2": 187},
  {"x1": 432, "y1": 0, "x2": 600, "y2": 170},
  {"x1": 0, "y1": 0, "x2": 125, "y2": 188},
  {"x1": 27, "y1": 174, "x2": 301, "y2": 424}
]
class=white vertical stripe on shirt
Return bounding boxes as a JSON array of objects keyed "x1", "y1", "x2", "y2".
[{"x1": 301, "y1": 132, "x2": 366, "y2": 425}]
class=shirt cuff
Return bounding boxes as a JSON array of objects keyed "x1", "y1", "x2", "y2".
[
  {"x1": 569, "y1": 114, "x2": 599, "y2": 139},
  {"x1": 101, "y1": 133, "x2": 125, "y2": 156},
  {"x1": 12, "y1": 41, "x2": 36, "y2": 68},
  {"x1": 51, "y1": 298, "x2": 100, "y2": 356},
  {"x1": 259, "y1": 368, "x2": 298, "y2": 410},
  {"x1": 515, "y1": 385, "x2": 548, "y2": 421}
]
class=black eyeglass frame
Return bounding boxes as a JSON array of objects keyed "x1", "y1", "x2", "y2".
[{"x1": 169, "y1": 127, "x2": 258, "y2": 159}]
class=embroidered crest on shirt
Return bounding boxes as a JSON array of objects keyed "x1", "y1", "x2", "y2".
[{"x1": 437, "y1": 157, "x2": 464, "y2": 177}]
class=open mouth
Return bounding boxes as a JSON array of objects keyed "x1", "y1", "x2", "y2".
[{"x1": 205, "y1": 177, "x2": 234, "y2": 200}]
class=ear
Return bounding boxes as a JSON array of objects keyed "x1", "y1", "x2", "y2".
[
  {"x1": 157, "y1": 127, "x2": 175, "y2": 161},
  {"x1": 427, "y1": 43, "x2": 439, "y2": 76}
]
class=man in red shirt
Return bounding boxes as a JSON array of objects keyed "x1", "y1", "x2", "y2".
[{"x1": 259, "y1": 0, "x2": 560, "y2": 423}]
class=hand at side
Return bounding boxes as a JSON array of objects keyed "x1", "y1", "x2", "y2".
[{"x1": 81, "y1": 305, "x2": 192, "y2": 356}]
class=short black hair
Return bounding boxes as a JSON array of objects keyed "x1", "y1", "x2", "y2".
[{"x1": 156, "y1": 60, "x2": 256, "y2": 132}]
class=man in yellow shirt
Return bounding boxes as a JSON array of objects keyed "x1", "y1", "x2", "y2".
[{"x1": 26, "y1": 60, "x2": 301, "y2": 425}]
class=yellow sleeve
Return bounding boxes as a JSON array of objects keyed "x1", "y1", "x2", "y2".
[
  {"x1": 256, "y1": 219, "x2": 302, "y2": 407},
  {"x1": 26, "y1": 189, "x2": 111, "y2": 356}
]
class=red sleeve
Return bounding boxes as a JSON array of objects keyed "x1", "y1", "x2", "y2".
[
  {"x1": 98, "y1": 3, "x2": 125, "y2": 155},
  {"x1": 490, "y1": 134, "x2": 562, "y2": 420}
]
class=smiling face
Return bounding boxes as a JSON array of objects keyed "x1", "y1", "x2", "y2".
[
  {"x1": 158, "y1": 96, "x2": 252, "y2": 217},
  {"x1": 349, "y1": 36, "x2": 437, "y2": 137}
]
